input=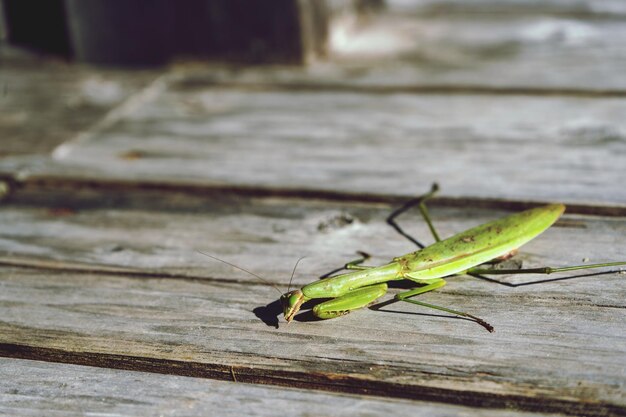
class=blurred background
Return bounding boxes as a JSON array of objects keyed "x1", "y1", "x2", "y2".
[{"x1": 1, "y1": 0, "x2": 625, "y2": 202}]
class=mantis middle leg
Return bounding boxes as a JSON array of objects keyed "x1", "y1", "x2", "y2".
[{"x1": 387, "y1": 183, "x2": 441, "y2": 248}]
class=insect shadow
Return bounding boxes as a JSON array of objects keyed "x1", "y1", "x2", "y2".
[
  {"x1": 253, "y1": 300, "x2": 283, "y2": 328},
  {"x1": 254, "y1": 297, "x2": 329, "y2": 327}
]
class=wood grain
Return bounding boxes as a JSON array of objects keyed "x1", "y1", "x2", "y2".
[
  {"x1": 0, "y1": 46, "x2": 158, "y2": 157},
  {"x1": 1, "y1": 192, "x2": 624, "y2": 416},
  {"x1": 1, "y1": 265, "x2": 624, "y2": 416},
  {"x1": 1, "y1": 191, "x2": 624, "y2": 287},
  {"x1": 0, "y1": 358, "x2": 567, "y2": 417}
]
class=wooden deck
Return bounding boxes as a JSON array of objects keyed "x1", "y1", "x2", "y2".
[{"x1": 1, "y1": 1, "x2": 625, "y2": 416}]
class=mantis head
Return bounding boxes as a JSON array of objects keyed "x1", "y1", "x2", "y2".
[{"x1": 280, "y1": 289, "x2": 306, "y2": 322}]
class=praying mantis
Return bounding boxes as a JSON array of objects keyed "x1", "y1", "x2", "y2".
[
  {"x1": 201, "y1": 184, "x2": 626, "y2": 332},
  {"x1": 277, "y1": 184, "x2": 626, "y2": 332}
]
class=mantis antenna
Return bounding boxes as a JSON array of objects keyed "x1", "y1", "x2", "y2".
[
  {"x1": 196, "y1": 250, "x2": 283, "y2": 295},
  {"x1": 287, "y1": 257, "x2": 307, "y2": 293}
]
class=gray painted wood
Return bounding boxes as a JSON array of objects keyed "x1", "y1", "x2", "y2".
[
  {"x1": 0, "y1": 193, "x2": 624, "y2": 415},
  {"x1": 0, "y1": 358, "x2": 566, "y2": 417},
  {"x1": 9, "y1": 85, "x2": 624, "y2": 206}
]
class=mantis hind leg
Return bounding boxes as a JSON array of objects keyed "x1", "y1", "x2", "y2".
[
  {"x1": 396, "y1": 279, "x2": 494, "y2": 332},
  {"x1": 468, "y1": 261, "x2": 626, "y2": 277},
  {"x1": 387, "y1": 183, "x2": 441, "y2": 249},
  {"x1": 313, "y1": 283, "x2": 387, "y2": 319}
]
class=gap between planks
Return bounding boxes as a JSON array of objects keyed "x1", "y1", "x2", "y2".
[
  {"x1": 0, "y1": 342, "x2": 622, "y2": 417},
  {"x1": 173, "y1": 78, "x2": 626, "y2": 99},
  {"x1": 1, "y1": 175, "x2": 626, "y2": 217}
]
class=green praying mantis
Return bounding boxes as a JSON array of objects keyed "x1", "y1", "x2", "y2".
[{"x1": 202, "y1": 184, "x2": 626, "y2": 332}]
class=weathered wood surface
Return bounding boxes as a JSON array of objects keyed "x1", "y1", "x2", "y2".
[
  {"x1": 2, "y1": 268, "x2": 624, "y2": 415},
  {"x1": 1, "y1": 2, "x2": 626, "y2": 416},
  {"x1": 7, "y1": 84, "x2": 622, "y2": 207},
  {"x1": 1, "y1": 190, "x2": 625, "y2": 416},
  {"x1": 1, "y1": 189, "x2": 625, "y2": 286},
  {"x1": 0, "y1": 359, "x2": 566, "y2": 417},
  {"x1": 0, "y1": 45, "x2": 159, "y2": 157}
]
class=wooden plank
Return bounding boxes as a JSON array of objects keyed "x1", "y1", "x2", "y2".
[
  {"x1": 0, "y1": 45, "x2": 159, "y2": 157},
  {"x1": 1, "y1": 190, "x2": 624, "y2": 286},
  {"x1": 6, "y1": 85, "x2": 624, "y2": 206},
  {"x1": 0, "y1": 193, "x2": 624, "y2": 415},
  {"x1": 0, "y1": 358, "x2": 564, "y2": 417},
  {"x1": 1, "y1": 265, "x2": 624, "y2": 416},
  {"x1": 330, "y1": 16, "x2": 626, "y2": 90}
]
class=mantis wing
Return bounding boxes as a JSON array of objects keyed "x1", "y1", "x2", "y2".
[{"x1": 400, "y1": 204, "x2": 565, "y2": 281}]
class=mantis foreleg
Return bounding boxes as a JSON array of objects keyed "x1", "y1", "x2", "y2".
[{"x1": 313, "y1": 283, "x2": 388, "y2": 319}]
